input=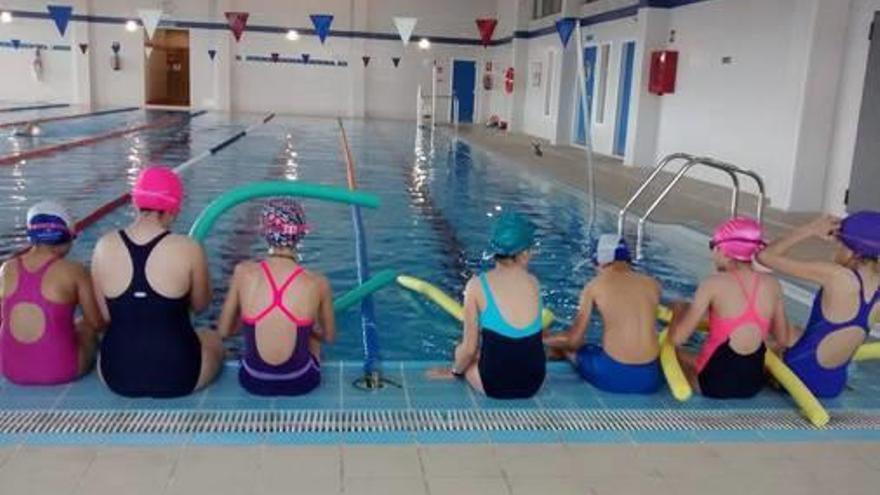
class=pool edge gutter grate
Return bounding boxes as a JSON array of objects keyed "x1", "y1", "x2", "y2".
[{"x1": 2, "y1": 408, "x2": 880, "y2": 435}]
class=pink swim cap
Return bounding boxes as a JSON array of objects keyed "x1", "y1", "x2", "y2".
[
  {"x1": 132, "y1": 166, "x2": 183, "y2": 214},
  {"x1": 711, "y1": 216, "x2": 766, "y2": 262}
]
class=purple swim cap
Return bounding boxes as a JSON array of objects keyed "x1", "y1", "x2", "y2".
[{"x1": 839, "y1": 211, "x2": 880, "y2": 258}]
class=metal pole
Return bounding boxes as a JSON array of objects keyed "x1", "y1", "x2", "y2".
[
  {"x1": 574, "y1": 21, "x2": 597, "y2": 229},
  {"x1": 417, "y1": 84, "x2": 422, "y2": 125},
  {"x1": 453, "y1": 96, "x2": 460, "y2": 135},
  {"x1": 617, "y1": 152, "x2": 694, "y2": 237},
  {"x1": 431, "y1": 63, "x2": 438, "y2": 131}
]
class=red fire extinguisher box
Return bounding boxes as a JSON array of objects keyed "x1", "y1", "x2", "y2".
[{"x1": 649, "y1": 50, "x2": 678, "y2": 95}]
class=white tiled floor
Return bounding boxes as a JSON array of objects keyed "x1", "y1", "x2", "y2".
[{"x1": 1, "y1": 442, "x2": 878, "y2": 495}]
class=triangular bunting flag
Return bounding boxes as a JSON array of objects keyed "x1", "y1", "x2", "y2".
[
  {"x1": 208, "y1": 49, "x2": 217, "y2": 60},
  {"x1": 392, "y1": 57, "x2": 401, "y2": 68},
  {"x1": 310, "y1": 14, "x2": 334, "y2": 44},
  {"x1": 271, "y1": 52, "x2": 279, "y2": 63},
  {"x1": 555, "y1": 18, "x2": 577, "y2": 48},
  {"x1": 225, "y1": 12, "x2": 250, "y2": 42},
  {"x1": 475, "y1": 18, "x2": 498, "y2": 47},
  {"x1": 145, "y1": 46, "x2": 153, "y2": 58},
  {"x1": 78, "y1": 43, "x2": 88, "y2": 54},
  {"x1": 47, "y1": 5, "x2": 73, "y2": 37},
  {"x1": 302, "y1": 53, "x2": 311, "y2": 64},
  {"x1": 362, "y1": 56, "x2": 371, "y2": 67},
  {"x1": 111, "y1": 41, "x2": 120, "y2": 54},
  {"x1": 11, "y1": 39, "x2": 21, "y2": 49},
  {"x1": 393, "y1": 17, "x2": 417, "y2": 46},
  {"x1": 138, "y1": 9, "x2": 163, "y2": 41}
]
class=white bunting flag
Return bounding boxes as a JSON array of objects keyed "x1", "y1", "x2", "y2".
[
  {"x1": 393, "y1": 17, "x2": 418, "y2": 46},
  {"x1": 138, "y1": 9, "x2": 163, "y2": 40}
]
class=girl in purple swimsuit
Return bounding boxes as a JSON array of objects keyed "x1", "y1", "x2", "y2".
[
  {"x1": 759, "y1": 212, "x2": 880, "y2": 398},
  {"x1": 217, "y1": 199, "x2": 336, "y2": 396}
]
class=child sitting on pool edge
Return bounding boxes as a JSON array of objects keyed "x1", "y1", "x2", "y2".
[
  {"x1": 429, "y1": 211, "x2": 547, "y2": 399},
  {"x1": 670, "y1": 217, "x2": 790, "y2": 399},
  {"x1": 544, "y1": 235, "x2": 664, "y2": 394},
  {"x1": 216, "y1": 198, "x2": 336, "y2": 396},
  {"x1": 1, "y1": 200, "x2": 104, "y2": 385}
]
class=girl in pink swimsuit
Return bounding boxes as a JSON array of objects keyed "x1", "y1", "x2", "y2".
[
  {"x1": 670, "y1": 217, "x2": 790, "y2": 398},
  {"x1": 0, "y1": 201, "x2": 104, "y2": 385}
]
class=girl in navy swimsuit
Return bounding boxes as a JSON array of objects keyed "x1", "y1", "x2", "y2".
[{"x1": 217, "y1": 199, "x2": 336, "y2": 396}]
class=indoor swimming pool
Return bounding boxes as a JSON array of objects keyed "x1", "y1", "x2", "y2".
[{"x1": 0, "y1": 110, "x2": 878, "y2": 446}]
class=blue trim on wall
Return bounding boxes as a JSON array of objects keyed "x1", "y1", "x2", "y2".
[{"x1": 8, "y1": 1, "x2": 715, "y2": 48}]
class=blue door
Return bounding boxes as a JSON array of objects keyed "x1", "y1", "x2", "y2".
[
  {"x1": 452, "y1": 60, "x2": 476, "y2": 123},
  {"x1": 574, "y1": 46, "x2": 597, "y2": 146},
  {"x1": 614, "y1": 41, "x2": 636, "y2": 156}
]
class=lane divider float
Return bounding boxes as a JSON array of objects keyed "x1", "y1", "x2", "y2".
[
  {"x1": 0, "y1": 103, "x2": 69, "y2": 114},
  {"x1": 0, "y1": 106, "x2": 139, "y2": 130},
  {"x1": 337, "y1": 119, "x2": 384, "y2": 380},
  {"x1": 0, "y1": 110, "x2": 207, "y2": 166}
]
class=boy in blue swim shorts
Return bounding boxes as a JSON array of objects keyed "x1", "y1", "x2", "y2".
[{"x1": 545, "y1": 235, "x2": 663, "y2": 394}]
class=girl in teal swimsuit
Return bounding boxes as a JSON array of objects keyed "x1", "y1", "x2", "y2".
[{"x1": 430, "y1": 212, "x2": 546, "y2": 399}]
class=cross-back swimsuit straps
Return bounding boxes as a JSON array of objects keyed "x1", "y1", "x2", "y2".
[
  {"x1": 100, "y1": 231, "x2": 202, "y2": 398},
  {"x1": 476, "y1": 273, "x2": 546, "y2": 399},
  {"x1": 696, "y1": 271, "x2": 771, "y2": 398},
  {"x1": 1, "y1": 257, "x2": 78, "y2": 385},
  {"x1": 239, "y1": 261, "x2": 320, "y2": 396},
  {"x1": 784, "y1": 269, "x2": 880, "y2": 398}
]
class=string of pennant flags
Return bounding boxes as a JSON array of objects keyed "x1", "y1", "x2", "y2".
[
  {"x1": 8, "y1": 5, "x2": 599, "y2": 74},
  {"x1": 6, "y1": 5, "x2": 515, "y2": 66}
]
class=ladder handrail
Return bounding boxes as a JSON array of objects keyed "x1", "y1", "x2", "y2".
[
  {"x1": 632, "y1": 157, "x2": 765, "y2": 259},
  {"x1": 617, "y1": 153, "x2": 695, "y2": 237}
]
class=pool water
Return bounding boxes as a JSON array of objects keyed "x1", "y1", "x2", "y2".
[{"x1": 0, "y1": 113, "x2": 798, "y2": 362}]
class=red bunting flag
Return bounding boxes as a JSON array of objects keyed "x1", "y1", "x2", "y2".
[
  {"x1": 475, "y1": 18, "x2": 498, "y2": 48},
  {"x1": 225, "y1": 12, "x2": 249, "y2": 42}
]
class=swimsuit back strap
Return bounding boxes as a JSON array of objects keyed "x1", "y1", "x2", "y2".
[
  {"x1": 118, "y1": 230, "x2": 171, "y2": 292},
  {"x1": 250, "y1": 261, "x2": 306, "y2": 325},
  {"x1": 10, "y1": 256, "x2": 58, "y2": 299},
  {"x1": 478, "y1": 273, "x2": 499, "y2": 315}
]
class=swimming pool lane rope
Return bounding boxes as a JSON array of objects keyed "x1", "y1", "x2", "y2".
[
  {"x1": 0, "y1": 110, "x2": 208, "y2": 166},
  {"x1": 337, "y1": 119, "x2": 384, "y2": 383},
  {"x1": 5, "y1": 112, "x2": 275, "y2": 260},
  {"x1": 0, "y1": 106, "x2": 139, "y2": 130}
]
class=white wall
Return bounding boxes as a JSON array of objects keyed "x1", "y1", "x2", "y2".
[
  {"x1": 825, "y1": 0, "x2": 880, "y2": 214},
  {"x1": 0, "y1": 0, "x2": 75, "y2": 103}
]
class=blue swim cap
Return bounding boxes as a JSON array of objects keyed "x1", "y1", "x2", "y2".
[
  {"x1": 488, "y1": 212, "x2": 534, "y2": 257},
  {"x1": 839, "y1": 211, "x2": 880, "y2": 258},
  {"x1": 26, "y1": 200, "x2": 74, "y2": 246},
  {"x1": 593, "y1": 234, "x2": 631, "y2": 265}
]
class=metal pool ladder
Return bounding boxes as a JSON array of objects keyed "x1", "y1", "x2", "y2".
[{"x1": 617, "y1": 153, "x2": 766, "y2": 260}]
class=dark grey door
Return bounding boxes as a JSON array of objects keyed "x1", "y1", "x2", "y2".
[{"x1": 849, "y1": 12, "x2": 880, "y2": 212}]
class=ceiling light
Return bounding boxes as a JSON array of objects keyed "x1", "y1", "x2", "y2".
[
  {"x1": 418, "y1": 38, "x2": 431, "y2": 50},
  {"x1": 125, "y1": 20, "x2": 138, "y2": 32},
  {"x1": 0, "y1": 11, "x2": 13, "y2": 23},
  {"x1": 286, "y1": 29, "x2": 300, "y2": 41}
]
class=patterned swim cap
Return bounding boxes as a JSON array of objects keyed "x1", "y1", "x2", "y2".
[{"x1": 261, "y1": 198, "x2": 310, "y2": 248}]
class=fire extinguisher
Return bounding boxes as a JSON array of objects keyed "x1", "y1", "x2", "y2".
[{"x1": 504, "y1": 67, "x2": 515, "y2": 95}]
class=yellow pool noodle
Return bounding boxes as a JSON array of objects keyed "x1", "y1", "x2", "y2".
[
  {"x1": 396, "y1": 275, "x2": 555, "y2": 328},
  {"x1": 657, "y1": 304, "x2": 829, "y2": 427},
  {"x1": 854, "y1": 342, "x2": 880, "y2": 362}
]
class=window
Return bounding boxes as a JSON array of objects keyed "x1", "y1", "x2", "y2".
[
  {"x1": 533, "y1": 0, "x2": 563, "y2": 19},
  {"x1": 544, "y1": 51, "x2": 555, "y2": 117},
  {"x1": 595, "y1": 44, "x2": 610, "y2": 124}
]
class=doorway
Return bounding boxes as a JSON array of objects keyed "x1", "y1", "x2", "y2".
[
  {"x1": 451, "y1": 60, "x2": 476, "y2": 123},
  {"x1": 145, "y1": 29, "x2": 190, "y2": 107},
  {"x1": 848, "y1": 12, "x2": 880, "y2": 211},
  {"x1": 614, "y1": 41, "x2": 636, "y2": 157},
  {"x1": 573, "y1": 46, "x2": 597, "y2": 146}
]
